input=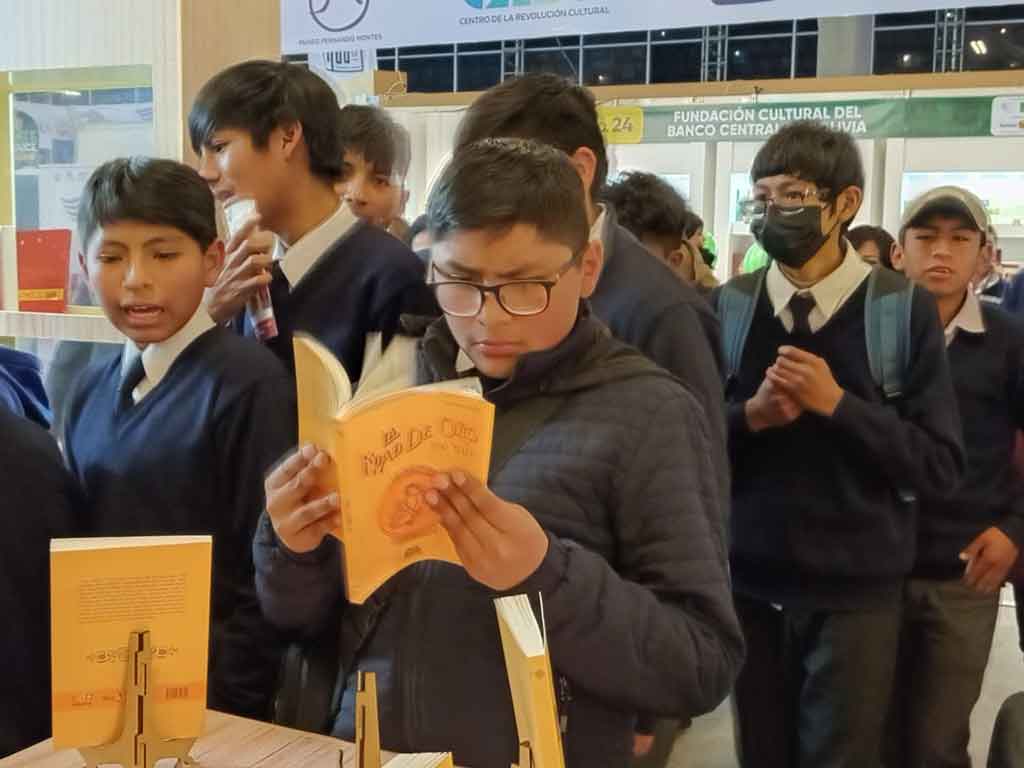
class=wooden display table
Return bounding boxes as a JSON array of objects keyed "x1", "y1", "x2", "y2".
[{"x1": 0, "y1": 711, "x2": 378, "y2": 768}]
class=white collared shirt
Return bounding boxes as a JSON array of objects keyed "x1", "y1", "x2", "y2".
[
  {"x1": 766, "y1": 242, "x2": 873, "y2": 334},
  {"x1": 277, "y1": 204, "x2": 359, "y2": 288},
  {"x1": 976, "y1": 271, "x2": 999, "y2": 294},
  {"x1": 455, "y1": 349, "x2": 477, "y2": 374},
  {"x1": 121, "y1": 307, "x2": 216, "y2": 404},
  {"x1": 945, "y1": 289, "x2": 986, "y2": 347}
]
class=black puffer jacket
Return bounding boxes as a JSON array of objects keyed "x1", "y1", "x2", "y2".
[
  {"x1": 254, "y1": 312, "x2": 743, "y2": 768},
  {"x1": 1, "y1": 410, "x2": 78, "y2": 756}
]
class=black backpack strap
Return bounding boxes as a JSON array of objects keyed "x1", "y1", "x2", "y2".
[
  {"x1": 864, "y1": 266, "x2": 918, "y2": 505},
  {"x1": 719, "y1": 268, "x2": 768, "y2": 395},
  {"x1": 489, "y1": 394, "x2": 569, "y2": 475},
  {"x1": 865, "y1": 266, "x2": 915, "y2": 401}
]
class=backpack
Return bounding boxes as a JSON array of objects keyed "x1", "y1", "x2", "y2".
[{"x1": 719, "y1": 264, "x2": 915, "y2": 402}]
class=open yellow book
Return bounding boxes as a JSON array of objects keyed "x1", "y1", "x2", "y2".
[
  {"x1": 50, "y1": 536, "x2": 212, "y2": 749},
  {"x1": 494, "y1": 595, "x2": 566, "y2": 768},
  {"x1": 294, "y1": 333, "x2": 495, "y2": 604}
]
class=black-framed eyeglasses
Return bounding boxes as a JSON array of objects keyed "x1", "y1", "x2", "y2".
[{"x1": 428, "y1": 254, "x2": 581, "y2": 318}]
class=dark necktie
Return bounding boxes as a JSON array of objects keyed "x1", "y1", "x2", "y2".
[
  {"x1": 789, "y1": 293, "x2": 816, "y2": 336},
  {"x1": 262, "y1": 261, "x2": 291, "y2": 359},
  {"x1": 119, "y1": 354, "x2": 146, "y2": 411},
  {"x1": 269, "y1": 261, "x2": 290, "y2": 309}
]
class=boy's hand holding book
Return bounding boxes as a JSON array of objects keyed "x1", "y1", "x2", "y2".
[
  {"x1": 266, "y1": 444, "x2": 341, "y2": 555},
  {"x1": 266, "y1": 452, "x2": 548, "y2": 593},
  {"x1": 425, "y1": 471, "x2": 550, "y2": 592}
]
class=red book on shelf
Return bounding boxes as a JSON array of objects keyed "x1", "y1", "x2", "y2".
[{"x1": 17, "y1": 229, "x2": 71, "y2": 313}]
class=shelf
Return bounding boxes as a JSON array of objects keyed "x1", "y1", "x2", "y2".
[{"x1": 0, "y1": 310, "x2": 124, "y2": 343}]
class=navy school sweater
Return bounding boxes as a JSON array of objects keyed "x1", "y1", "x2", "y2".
[
  {"x1": 63, "y1": 327, "x2": 297, "y2": 719},
  {"x1": 0, "y1": 409, "x2": 78, "y2": 757},
  {"x1": 237, "y1": 221, "x2": 438, "y2": 377},
  {"x1": 915, "y1": 304, "x2": 1024, "y2": 578},
  {"x1": 715, "y1": 279, "x2": 965, "y2": 610}
]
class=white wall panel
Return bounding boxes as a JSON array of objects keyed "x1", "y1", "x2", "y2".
[{"x1": 0, "y1": 0, "x2": 182, "y2": 159}]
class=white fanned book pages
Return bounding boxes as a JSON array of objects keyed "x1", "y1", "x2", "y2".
[{"x1": 494, "y1": 595, "x2": 566, "y2": 768}]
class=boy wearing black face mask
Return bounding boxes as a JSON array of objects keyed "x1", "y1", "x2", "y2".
[{"x1": 713, "y1": 121, "x2": 964, "y2": 768}]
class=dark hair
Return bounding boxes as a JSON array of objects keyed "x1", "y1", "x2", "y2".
[
  {"x1": 847, "y1": 225, "x2": 896, "y2": 269},
  {"x1": 188, "y1": 60, "x2": 343, "y2": 182},
  {"x1": 603, "y1": 172, "x2": 687, "y2": 243},
  {"x1": 427, "y1": 138, "x2": 589, "y2": 255},
  {"x1": 683, "y1": 210, "x2": 704, "y2": 239},
  {"x1": 407, "y1": 214, "x2": 429, "y2": 247},
  {"x1": 338, "y1": 104, "x2": 411, "y2": 180},
  {"x1": 752, "y1": 121, "x2": 865, "y2": 202},
  {"x1": 454, "y1": 73, "x2": 608, "y2": 200},
  {"x1": 78, "y1": 157, "x2": 216, "y2": 251}
]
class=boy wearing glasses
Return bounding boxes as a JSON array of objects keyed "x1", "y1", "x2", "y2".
[
  {"x1": 714, "y1": 122, "x2": 963, "y2": 767},
  {"x1": 254, "y1": 138, "x2": 743, "y2": 768}
]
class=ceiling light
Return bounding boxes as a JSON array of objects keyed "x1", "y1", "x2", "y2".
[
  {"x1": 58, "y1": 90, "x2": 82, "y2": 97},
  {"x1": 1001, "y1": 27, "x2": 1008, "y2": 34},
  {"x1": 970, "y1": 39, "x2": 988, "y2": 55},
  {"x1": 902, "y1": 53, "x2": 912, "y2": 64}
]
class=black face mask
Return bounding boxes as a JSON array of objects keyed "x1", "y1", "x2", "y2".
[{"x1": 751, "y1": 205, "x2": 835, "y2": 270}]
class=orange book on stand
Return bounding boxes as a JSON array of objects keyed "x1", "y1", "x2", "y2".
[{"x1": 17, "y1": 228, "x2": 71, "y2": 312}]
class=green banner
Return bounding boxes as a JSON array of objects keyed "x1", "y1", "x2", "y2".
[{"x1": 601, "y1": 96, "x2": 1012, "y2": 144}]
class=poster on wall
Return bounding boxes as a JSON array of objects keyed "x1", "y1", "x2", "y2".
[
  {"x1": 598, "y1": 97, "x2": 1016, "y2": 145},
  {"x1": 284, "y1": 0, "x2": 1022, "y2": 55},
  {"x1": 309, "y1": 47, "x2": 381, "y2": 105}
]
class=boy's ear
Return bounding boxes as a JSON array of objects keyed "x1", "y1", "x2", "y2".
[
  {"x1": 578, "y1": 239, "x2": 605, "y2": 299},
  {"x1": 835, "y1": 186, "x2": 864, "y2": 224},
  {"x1": 890, "y1": 241, "x2": 905, "y2": 271},
  {"x1": 569, "y1": 147, "x2": 598, "y2": 205},
  {"x1": 278, "y1": 121, "x2": 305, "y2": 163},
  {"x1": 203, "y1": 239, "x2": 226, "y2": 287}
]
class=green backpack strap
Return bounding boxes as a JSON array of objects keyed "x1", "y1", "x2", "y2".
[
  {"x1": 864, "y1": 266, "x2": 915, "y2": 401},
  {"x1": 719, "y1": 268, "x2": 768, "y2": 395}
]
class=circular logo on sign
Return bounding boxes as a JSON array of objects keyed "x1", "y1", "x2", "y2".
[{"x1": 308, "y1": 0, "x2": 370, "y2": 33}]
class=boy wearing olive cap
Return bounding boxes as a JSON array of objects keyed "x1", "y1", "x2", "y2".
[{"x1": 889, "y1": 186, "x2": 1024, "y2": 766}]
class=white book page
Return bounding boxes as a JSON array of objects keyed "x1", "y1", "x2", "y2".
[
  {"x1": 496, "y1": 594, "x2": 545, "y2": 657},
  {"x1": 51, "y1": 535, "x2": 212, "y2": 552}
]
